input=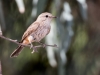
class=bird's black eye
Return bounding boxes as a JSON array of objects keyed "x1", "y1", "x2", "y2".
[{"x1": 46, "y1": 15, "x2": 48, "y2": 18}]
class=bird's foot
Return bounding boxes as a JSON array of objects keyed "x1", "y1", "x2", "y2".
[
  {"x1": 42, "y1": 44, "x2": 46, "y2": 48},
  {"x1": 31, "y1": 47, "x2": 38, "y2": 53},
  {"x1": 38, "y1": 42, "x2": 46, "y2": 48},
  {"x1": 30, "y1": 43, "x2": 38, "y2": 53}
]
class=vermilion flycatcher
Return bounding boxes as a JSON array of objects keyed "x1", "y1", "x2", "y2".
[{"x1": 10, "y1": 12, "x2": 56, "y2": 57}]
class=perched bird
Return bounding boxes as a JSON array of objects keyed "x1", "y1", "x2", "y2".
[{"x1": 10, "y1": 12, "x2": 56, "y2": 57}]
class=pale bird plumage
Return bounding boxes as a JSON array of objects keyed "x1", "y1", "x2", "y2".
[{"x1": 10, "y1": 12, "x2": 56, "y2": 57}]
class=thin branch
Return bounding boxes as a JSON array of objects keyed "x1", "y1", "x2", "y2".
[{"x1": 0, "y1": 35, "x2": 58, "y2": 53}]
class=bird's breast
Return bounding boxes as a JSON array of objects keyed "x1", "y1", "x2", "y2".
[{"x1": 31, "y1": 23, "x2": 51, "y2": 42}]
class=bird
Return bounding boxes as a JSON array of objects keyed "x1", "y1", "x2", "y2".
[{"x1": 10, "y1": 12, "x2": 56, "y2": 57}]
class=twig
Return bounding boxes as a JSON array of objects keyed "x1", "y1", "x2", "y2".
[{"x1": 0, "y1": 35, "x2": 58, "y2": 52}]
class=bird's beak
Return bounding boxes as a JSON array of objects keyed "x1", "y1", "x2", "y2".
[
  {"x1": 52, "y1": 16, "x2": 57, "y2": 18},
  {"x1": 50, "y1": 16, "x2": 56, "y2": 18}
]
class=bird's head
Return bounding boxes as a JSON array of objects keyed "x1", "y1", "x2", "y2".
[{"x1": 36, "y1": 12, "x2": 56, "y2": 23}]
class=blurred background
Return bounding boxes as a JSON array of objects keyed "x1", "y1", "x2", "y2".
[{"x1": 0, "y1": 0, "x2": 100, "y2": 75}]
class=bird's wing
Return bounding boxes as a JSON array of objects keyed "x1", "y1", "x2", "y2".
[{"x1": 21, "y1": 22, "x2": 40, "y2": 42}]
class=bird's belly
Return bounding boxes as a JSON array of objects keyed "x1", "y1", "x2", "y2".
[
  {"x1": 36, "y1": 29, "x2": 48, "y2": 41},
  {"x1": 31, "y1": 27, "x2": 50, "y2": 42}
]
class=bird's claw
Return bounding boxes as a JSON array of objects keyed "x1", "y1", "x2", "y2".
[
  {"x1": 38, "y1": 42, "x2": 46, "y2": 48},
  {"x1": 43, "y1": 44, "x2": 46, "y2": 48},
  {"x1": 31, "y1": 47, "x2": 38, "y2": 53}
]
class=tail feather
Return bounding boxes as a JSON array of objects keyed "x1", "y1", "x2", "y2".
[{"x1": 10, "y1": 45, "x2": 24, "y2": 57}]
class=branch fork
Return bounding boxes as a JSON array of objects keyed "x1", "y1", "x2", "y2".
[{"x1": 0, "y1": 35, "x2": 58, "y2": 53}]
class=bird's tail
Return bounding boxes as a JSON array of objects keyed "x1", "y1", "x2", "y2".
[{"x1": 10, "y1": 45, "x2": 24, "y2": 57}]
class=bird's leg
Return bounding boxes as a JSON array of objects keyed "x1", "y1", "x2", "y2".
[
  {"x1": 38, "y1": 41, "x2": 43, "y2": 44},
  {"x1": 30, "y1": 42, "x2": 38, "y2": 53},
  {"x1": 28, "y1": 36, "x2": 38, "y2": 53},
  {"x1": 38, "y1": 42, "x2": 46, "y2": 48},
  {"x1": 30, "y1": 42, "x2": 33, "y2": 49}
]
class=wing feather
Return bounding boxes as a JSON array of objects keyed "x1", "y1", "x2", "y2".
[{"x1": 21, "y1": 22, "x2": 40, "y2": 42}]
